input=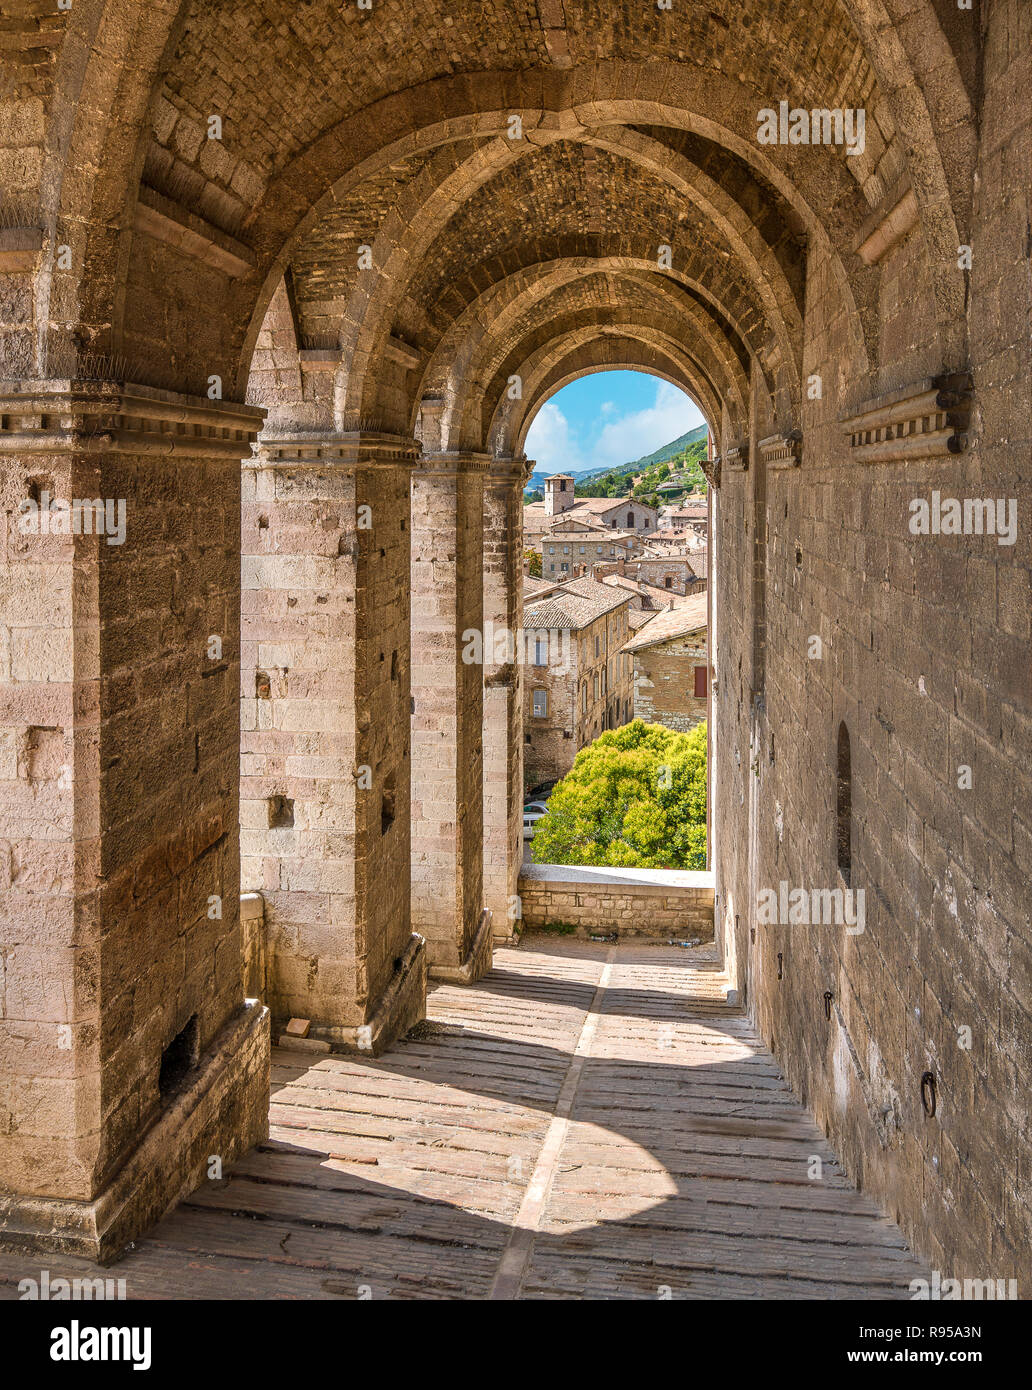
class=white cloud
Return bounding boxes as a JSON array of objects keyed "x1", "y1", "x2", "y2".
[
  {"x1": 524, "y1": 400, "x2": 586, "y2": 473},
  {"x1": 592, "y1": 381, "x2": 704, "y2": 470}
]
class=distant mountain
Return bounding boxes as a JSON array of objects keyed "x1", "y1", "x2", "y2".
[
  {"x1": 524, "y1": 424, "x2": 709, "y2": 495},
  {"x1": 524, "y1": 464, "x2": 599, "y2": 492}
]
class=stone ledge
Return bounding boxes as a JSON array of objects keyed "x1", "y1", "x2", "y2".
[
  {"x1": 0, "y1": 999, "x2": 270, "y2": 1265},
  {"x1": 520, "y1": 863, "x2": 714, "y2": 892},
  {"x1": 304, "y1": 931, "x2": 427, "y2": 1056},
  {"x1": 429, "y1": 908, "x2": 494, "y2": 984}
]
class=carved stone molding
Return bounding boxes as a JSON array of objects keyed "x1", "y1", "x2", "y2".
[
  {"x1": 759, "y1": 430, "x2": 802, "y2": 469},
  {"x1": 253, "y1": 430, "x2": 420, "y2": 469},
  {"x1": 486, "y1": 453, "x2": 532, "y2": 489},
  {"x1": 0, "y1": 378, "x2": 265, "y2": 457},
  {"x1": 134, "y1": 186, "x2": 254, "y2": 278},
  {"x1": 855, "y1": 187, "x2": 919, "y2": 267},
  {"x1": 415, "y1": 449, "x2": 491, "y2": 477},
  {"x1": 700, "y1": 450, "x2": 722, "y2": 489},
  {"x1": 724, "y1": 439, "x2": 750, "y2": 472},
  {"x1": 840, "y1": 374, "x2": 972, "y2": 463}
]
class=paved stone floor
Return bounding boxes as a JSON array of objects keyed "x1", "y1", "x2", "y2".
[{"x1": 0, "y1": 937, "x2": 927, "y2": 1299}]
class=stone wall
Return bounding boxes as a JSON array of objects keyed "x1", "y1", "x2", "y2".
[
  {"x1": 712, "y1": 1, "x2": 1032, "y2": 1286},
  {"x1": 633, "y1": 632, "x2": 709, "y2": 731},
  {"x1": 518, "y1": 864, "x2": 714, "y2": 941}
]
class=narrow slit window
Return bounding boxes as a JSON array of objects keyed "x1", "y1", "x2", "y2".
[{"x1": 836, "y1": 721, "x2": 852, "y2": 886}]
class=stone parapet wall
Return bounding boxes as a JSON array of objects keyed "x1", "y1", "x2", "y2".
[{"x1": 518, "y1": 864, "x2": 714, "y2": 940}]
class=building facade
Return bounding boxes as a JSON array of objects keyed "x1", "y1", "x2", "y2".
[
  {"x1": 625, "y1": 595, "x2": 709, "y2": 732},
  {"x1": 523, "y1": 580, "x2": 634, "y2": 788}
]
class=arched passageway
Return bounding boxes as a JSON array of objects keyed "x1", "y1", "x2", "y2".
[{"x1": 0, "y1": 0, "x2": 1027, "y2": 1296}]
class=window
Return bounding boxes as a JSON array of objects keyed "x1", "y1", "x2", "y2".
[
  {"x1": 627, "y1": 512, "x2": 634, "y2": 527},
  {"x1": 533, "y1": 689, "x2": 548, "y2": 718},
  {"x1": 563, "y1": 545, "x2": 569, "y2": 554},
  {"x1": 694, "y1": 665, "x2": 708, "y2": 699},
  {"x1": 596, "y1": 545, "x2": 602, "y2": 554},
  {"x1": 560, "y1": 562, "x2": 568, "y2": 571},
  {"x1": 581, "y1": 682, "x2": 587, "y2": 713},
  {"x1": 602, "y1": 665, "x2": 607, "y2": 694},
  {"x1": 579, "y1": 546, "x2": 585, "y2": 554},
  {"x1": 837, "y1": 721, "x2": 852, "y2": 886},
  {"x1": 593, "y1": 674, "x2": 599, "y2": 699},
  {"x1": 533, "y1": 637, "x2": 547, "y2": 666},
  {"x1": 594, "y1": 635, "x2": 601, "y2": 658},
  {"x1": 664, "y1": 577, "x2": 673, "y2": 589}
]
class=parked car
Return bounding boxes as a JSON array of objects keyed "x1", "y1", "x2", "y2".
[{"x1": 522, "y1": 801, "x2": 549, "y2": 839}]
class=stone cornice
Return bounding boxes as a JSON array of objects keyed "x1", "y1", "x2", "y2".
[
  {"x1": 723, "y1": 439, "x2": 750, "y2": 472},
  {"x1": 840, "y1": 374, "x2": 972, "y2": 463},
  {"x1": 485, "y1": 453, "x2": 532, "y2": 486},
  {"x1": 759, "y1": 430, "x2": 802, "y2": 470},
  {"x1": 854, "y1": 187, "x2": 919, "y2": 267},
  {"x1": 0, "y1": 378, "x2": 265, "y2": 456},
  {"x1": 415, "y1": 449, "x2": 491, "y2": 476},
  {"x1": 252, "y1": 430, "x2": 421, "y2": 469},
  {"x1": 134, "y1": 186, "x2": 254, "y2": 279}
]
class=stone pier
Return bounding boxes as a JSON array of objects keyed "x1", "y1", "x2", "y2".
[
  {"x1": 410, "y1": 451, "x2": 492, "y2": 981},
  {"x1": 482, "y1": 455, "x2": 531, "y2": 944},
  {"x1": 0, "y1": 381, "x2": 270, "y2": 1261},
  {"x1": 241, "y1": 433, "x2": 426, "y2": 1053}
]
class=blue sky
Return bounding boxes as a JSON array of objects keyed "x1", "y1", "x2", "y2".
[{"x1": 523, "y1": 371, "x2": 705, "y2": 474}]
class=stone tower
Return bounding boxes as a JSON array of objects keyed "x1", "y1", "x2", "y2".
[{"x1": 544, "y1": 473, "x2": 575, "y2": 516}]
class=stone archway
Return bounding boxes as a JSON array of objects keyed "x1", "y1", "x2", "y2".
[{"x1": 0, "y1": 0, "x2": 1025, "y2": 1296}]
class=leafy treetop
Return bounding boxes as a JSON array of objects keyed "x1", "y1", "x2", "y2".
[{"x1": 531, "y1": 718, "x2": 707, "y2": 870}]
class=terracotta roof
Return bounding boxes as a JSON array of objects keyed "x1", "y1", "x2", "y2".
[
  {"x1": 627, "y1": 608, "x2": 658, "y2": 631},
  {"x1": 524, "y1": 577, "x2": 633, "y2": 630},
  {"x1": 624, "y1": 593, "x2": 708, "y2": 650}
]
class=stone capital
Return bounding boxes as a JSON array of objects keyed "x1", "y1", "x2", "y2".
[
  {"x1": 485, "y1": 453, "x2": 533, "y2": 488},
  {"x1": 414, "y1": 449, "x2": 491, "y2": 478}
]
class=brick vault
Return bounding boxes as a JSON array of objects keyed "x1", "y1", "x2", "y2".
[{"x1": 0, "y1": 0, "x2": 1028, "y2": 1291}]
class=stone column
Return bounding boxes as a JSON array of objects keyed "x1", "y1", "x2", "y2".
[
  {"x1": 410, "y1": 451, "x2": 492, "y2": 981},
  {"x1": 241, "y1": 433, "x2": 426, "y2": 1053},
  {"x1": 482, "y1": 456, "x2": 532, "y2": 944},
  {"x1": 0, "y1": 380, "x2": 270, "y2": 1261}
]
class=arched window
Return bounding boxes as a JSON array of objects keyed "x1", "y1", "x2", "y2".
[{"x1": 836, "y1": 721, "x2": 852, "y2": 886}]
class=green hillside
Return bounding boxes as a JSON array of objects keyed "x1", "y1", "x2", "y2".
[{"x1": 573, "y1": 425, "x2": 709, "y2": 506}]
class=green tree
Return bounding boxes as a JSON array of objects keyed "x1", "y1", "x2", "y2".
[
  {"x1": 531, "y1": 719, "x2": 707, "y2": 869},
  {"x1": 524, "y1": 547, "x2": 542, "y2": 577}
]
